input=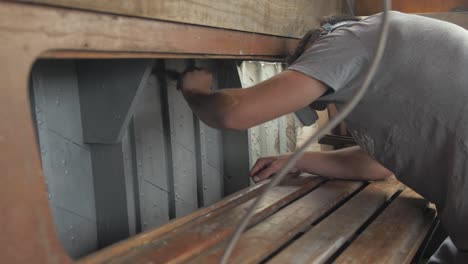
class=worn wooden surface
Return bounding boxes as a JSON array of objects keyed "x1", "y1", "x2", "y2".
[
  {"x1": 80, "y1": 177, "x2": 435, "y2": 264},
  {"x1": 17, "y1": 0, "x2": 345, "y2": 38},
  {"x1": 422, "y1": 12, "x2": 468, "y2": 29},
  {"x1": 0, "y1": 2, "x2": 298, "y2": 60},
  {"x1": 355, "y1": 0, "x2": 468, "y2": 15},
  {"x1": 79, "y1": 180, "x2": 271, "y2": 264},
  {"x1": 105, "y1": 176, "x2": 324, "y2": 264},
  {"x1": 270, "y1": 177, "x2": 403, "y2": 264},
  {"x1": 0, "y1": 1, "x2": 296, "y2": 262},
  {"x1": 0, "y1": 1, "x2": 454, "y2": 263},
  {"x1": 334, "y1": 188, "x2": 436, "y2": 264},
  {"x1": 189, "y1": 180, "x2": 363, "y2": 264}
]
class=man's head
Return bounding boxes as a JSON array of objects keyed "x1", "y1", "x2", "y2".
[{"x1": 286, "y1": 15, "x2": 361, "y2": 66}]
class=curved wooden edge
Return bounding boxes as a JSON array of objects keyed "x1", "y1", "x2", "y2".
[
  {"x1": 0, "y1": 2, "x2": 298, "y2": 263},
  {"x1": 39, "y1": 50, "x2": 286, "y2": 61}
]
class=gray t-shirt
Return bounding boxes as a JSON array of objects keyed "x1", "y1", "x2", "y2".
[{"x1": 289, "y1": 11, "x2": 468, "y2": 239}]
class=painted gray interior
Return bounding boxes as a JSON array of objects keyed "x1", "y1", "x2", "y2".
[{"x1": 29, "y1": 59, "x2": 260, "y2": 259}]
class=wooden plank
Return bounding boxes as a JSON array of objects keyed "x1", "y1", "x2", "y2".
[
  {"x1": 39, "y1": 51, "x2": 287, "y2": 60},
  {"x1": 270, "y1": 177, "x2": 403, "y2": 264},
  {"x1": 422, "y1": 12, "x2": 468, "y2": 29},
  {"x1": 189, "y1": 180, "x2": 364, "y2": 264},
  {"x1": 102, "y1": 176, "x2": 325, "y2": 264},
  {"x1": 1, "y1": 2, "x2": 298, "y2": 60},
  {"x1": 18, "y1": 0, "x2": 345, "y2": 38},
  {"x1": 333, "y1": 188, "x2": 436, "y2": 264},
  {"x1": 79, "y1": 179, "x2": 270, "y2": 263},
  {"x1": 354, "y1": 0, "x2": 468, "y2": 16}
]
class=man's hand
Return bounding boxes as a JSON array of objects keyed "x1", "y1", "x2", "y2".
[
  {"x1": 178, "y1": 68, "x2": 213, "y2": 94},
  {"x1": 249, "y1": 155, "x2": 300, "y2": 183}
]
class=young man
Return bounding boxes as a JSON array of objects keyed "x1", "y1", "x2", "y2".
[{"x1": 179, "y1": 11, "x2": 468, "y2": 263}]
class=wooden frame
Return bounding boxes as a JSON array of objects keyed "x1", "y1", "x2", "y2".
[
  {"x1": 0, "y1": 2, "x2": 299, "y2": 263},
  {"x1": 1, "y1": 1, "x2": 467, "y2": 262},
  {"x1": 16, "y1": 0, "x2": 346, "y2": 38}
]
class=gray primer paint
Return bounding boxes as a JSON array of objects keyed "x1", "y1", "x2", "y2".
[
  {"x1": 30, "y1": 58, "x2": 285, "y2": 258},
  {"x1": 31, "y1": 60, "x2": 97, "y2": 259}
]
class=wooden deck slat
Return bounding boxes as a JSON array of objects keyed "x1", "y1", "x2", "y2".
[
  {"x1": 188, "y1": 180, "x2": 364, "y2": 264},
  {"x1": 333, "y1": 188, "x2": 436, "y2": 264},
  {"x1": 105, "y1": 176, "x2": 325, "y2": 264},
  {"x1": 80, "y1": 179, "x2": 270, "y2": 264},
  {"x1": 269, "y1": 177, "x2": 404, "y2": 264}
]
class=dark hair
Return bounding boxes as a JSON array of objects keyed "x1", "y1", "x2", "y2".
[{"x1": 286, "y1": 15, "x2": 361, "y2": 66}]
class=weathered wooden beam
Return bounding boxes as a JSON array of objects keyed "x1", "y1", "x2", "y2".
[
  {"x1": 1, "y1": 2, "x2": 298, "y2": 61},
  {"x1": 354, "y1": 0, "x2": 468, "y2": 16},
  {"x1": 16, "y1": 0, "x2": 346, "y2": 38},
  {"x1": 421, "y1": 12, "x2": 468, "y2": 29}
]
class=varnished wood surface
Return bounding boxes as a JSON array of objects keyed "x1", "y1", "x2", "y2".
[
  {"x1": 17, "y1": 0, "x2": 345, "y2": 38},
  {"x1": 189, "y1": 180, "x2": 363, "y2": 264},
  {"x1": 79, "y1": 180, "x2": 271, "y2": 264},
  {"x1": 270, "y1": 177, "x2": 404, "y2": 264},
  {"x1": 102, "y1": 176, "x2": 325, "y2": 264},
  {"x1": 80, "y1": 177, "x2": 435, "y2": 264},
  {"x1": 355, "y1": 0, "x2": 468, "y2": 15},
  {"x1": 334, "y1": 188, "x2": 436, "y2": 264}
]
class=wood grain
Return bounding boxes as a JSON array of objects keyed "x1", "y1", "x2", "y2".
[
  {"x1": 355, "y1": 0, "x2": 468, "y2": 15},
  {"x1": 422, "y1": 12, "x2": 468, "y2": 29},
  {"x1": 17, "y1": 0, "x2": 345, "y2": 38},
  {"x1": 269, "y1": 177, "x2": 404, "y2": 264},
  {"x1": 99, "y1": 176, "x2": 325, "y2": 264},
  {"x1": 0, "y1": 2, "x2": 298, "y2": 261},
  {"x1": 79, "y1": 179, "x2": 270, "y2": 264},
  {"x1": 188, "y1": 180, "x2": 364, "y2": 264},
  {"x1": 333, "y1": 188, "x2": 436, "y2": 264}
]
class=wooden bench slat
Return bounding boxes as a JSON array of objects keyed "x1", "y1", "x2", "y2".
[
  {"x1": 80, "y1": 179, "x2": 271, "y2": 264},
  {"x1": 333, "y1": 188, "x2": 436, "y2": 264},
  {"x1": 269, "y1": 177, "x2": 403, "y2": 264},
  {"x1": 188, "y1": 180, "x2": 364, "y2": 264},
  {"x1": 106, "y1": 176, "x2": 325, "y2": 264}
]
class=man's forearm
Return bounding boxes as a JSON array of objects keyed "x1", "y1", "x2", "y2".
[
  {"x1": 296, "y1": 146, "x2": 392, "y2": 180},
  {"x1": 182, "y1": 90, "x2": 239, "y2": 129}
]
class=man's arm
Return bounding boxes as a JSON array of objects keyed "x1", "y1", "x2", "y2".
[
  {"x1": 250, "y1": 146, "x2": 393, "y2": 182},
  {"x1": 180, "y1": 69, "x2": 327, "y2": 130}
]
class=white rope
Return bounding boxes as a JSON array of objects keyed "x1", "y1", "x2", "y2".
[{"x1": 220, "y1": 1, "x2": 392, "y2": 263}]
